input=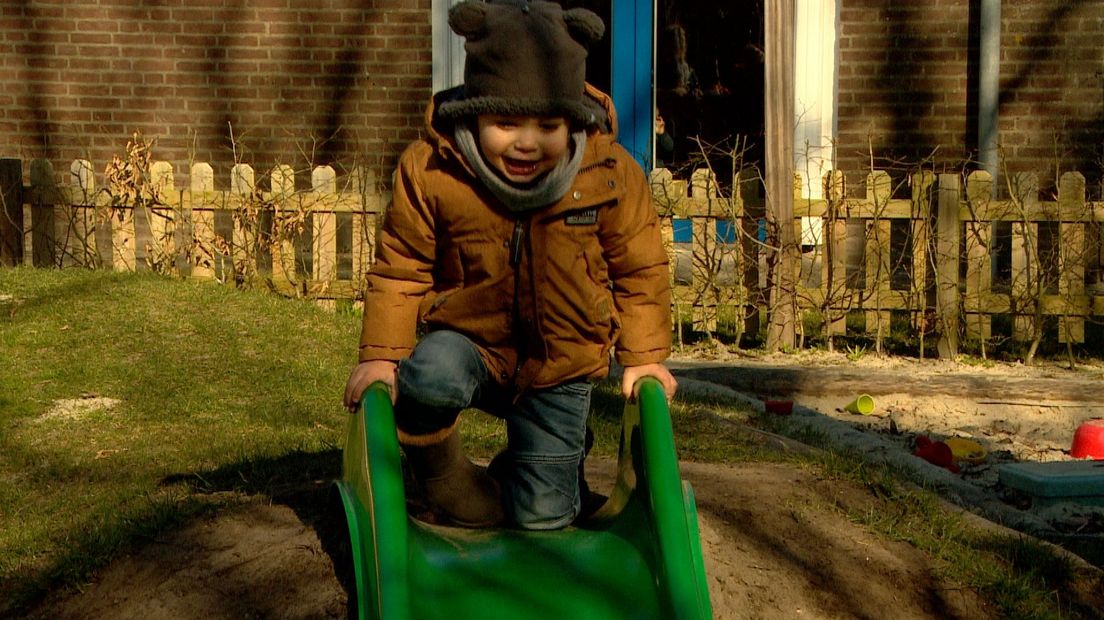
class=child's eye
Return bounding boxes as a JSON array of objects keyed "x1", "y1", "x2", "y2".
[{"x1": 540, "y1": 122, "x2": 564, "y2": 132}]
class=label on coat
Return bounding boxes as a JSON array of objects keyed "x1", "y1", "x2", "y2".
[{"x1": 565, "y1": 207, "x2": 598, "y2": 226}]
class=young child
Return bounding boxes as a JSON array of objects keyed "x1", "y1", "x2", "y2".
[{"x1": 343, "y1": 0, "x2": 677, "y2": 530}]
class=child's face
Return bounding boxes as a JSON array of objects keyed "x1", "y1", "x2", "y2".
[{"x1": 476, "y1": 115, "x2": 570, "y2": 184}]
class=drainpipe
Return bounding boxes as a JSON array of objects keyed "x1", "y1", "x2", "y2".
[{"x1": 979, "y1": 0, "x2": 1000, "y2": 196}]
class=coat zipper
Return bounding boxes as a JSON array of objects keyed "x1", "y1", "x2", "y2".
[
  {"x1": 508, "y1": 158, "x2": 614, "y2": 385},
  {"x1": 510, "y1": 217, "x2": 525, "y2": 267},
  {"x1": 577, "y1": 157, "x2": 617, "y2": 175},
  {"x1": 510, "y1": 216, "x2": 529, "y2": 382}
]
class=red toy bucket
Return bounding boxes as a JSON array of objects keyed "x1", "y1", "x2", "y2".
[
  {"x1": 764, "y1": 400, "x2": 793, "y2": 415},
  {"x1": 1071, "y1": 419, "x2": 1104, "y2": 459}
]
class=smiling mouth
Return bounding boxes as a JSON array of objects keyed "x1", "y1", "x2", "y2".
[{"x1": 503, "y1": 157, "x2": 540, "y2": 177}]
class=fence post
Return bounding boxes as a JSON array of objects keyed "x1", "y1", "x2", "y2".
[
  {"x1": 227, "y1": 163, "x2": 254, "y2": 282},
  {"x1": 139, "y1": 160, "x2": 175, "y2": 272},
  {"x1": 187, "y1": 162, "x2": 215, "y2": 279},
  {"x1": 270, "y1": 164, "x2": 296, "y2": 289},
  {"x1": 312, "y1": 165, "x2": 337, "y2": 290},
  {"x1": 964, "y1": 171, "x2": 993, "y2": 341},
  {"x1": 864, "y1": 171, "x2": 892, "y2": 339},
  {"x1": 910, "y1": 171, "x2": 935, "y2": 331},
  {"x1": 1009, "y1": 172, "x2": 1038, "y2": 340},
  {"x1": 935, "y1": 173, "x2": 961, "y2": 358},
  {"x1": 66, "y1": 159, "x2": 97, "y2": 267},
  {"x1": 105, "y1": 159, "x2": 139, "y2": 272},
  {"x1": 1059, "y1": 171, "x2": 1087, "y2": 343},
  {"x1": 737, "y1": 167, "x2": 764, "y2": 337},
  {"x1": 29, "y1": 159, "x2": 57, "y2": 267},
  {"x1": 353, "y1": 167, "x2": 381, "y2": 287},
  {"x1": 335, "y1": 167, "x2": 360, "y2": 282},
  {"x1": 690, "y1": 168, "x2": 718, "y2": 332},
  {"x1": 824, "y1": 170, "x2": 847, "y2": 335},
  {"x1": 0, "y1": 158, "x2": 22, "y2": 266}
]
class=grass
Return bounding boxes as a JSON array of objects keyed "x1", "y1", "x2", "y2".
[
  {"x1": 0, "y1": 267, "x2": 357, "y2": 613},
  {"x1": 1, "y1": 267, "x2": 1100, "y2": 618}
]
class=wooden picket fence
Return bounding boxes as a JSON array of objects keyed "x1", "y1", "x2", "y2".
[
  {"x1": 650, "y1": 166, "x2": 1104, "y2": 345},
  {"x1": 0, "y1": 158, "x2": 389, "y2": 299},
  {"x1": 3, "y1": 156, "x2": 1103, "y2": 345}
]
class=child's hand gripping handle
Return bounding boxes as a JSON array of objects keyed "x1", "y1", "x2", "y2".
[
  {"x1": 344, "y1": 360, "x2": 399, "y2": 412},
  {"x1": 622, "y1": 362, "x2": 678, "y2": 402}
]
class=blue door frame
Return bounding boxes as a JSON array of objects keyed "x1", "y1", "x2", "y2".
[{"x1": 610, "y1": 0, "x2": 653, "y2": 171}]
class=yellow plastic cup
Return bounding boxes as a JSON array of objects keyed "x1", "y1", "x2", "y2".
[{"x1": 845, "y1": 394, "x2": 875, "y2": 415}]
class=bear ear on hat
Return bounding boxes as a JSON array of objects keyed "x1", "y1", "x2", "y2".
[
  {"x1": 563, "y1": 8, "x2": 605, "y2": 45},
  {"x1": 448, "y1": 1, "x2": 487, "y2": 39}
]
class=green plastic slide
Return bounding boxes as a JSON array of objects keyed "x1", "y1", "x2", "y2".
[{"x1": 335, "y1": 378, "x2": 713, "y2": 619}]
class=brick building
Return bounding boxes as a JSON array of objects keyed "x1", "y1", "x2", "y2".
[
  {"x1": 835, "y1": 0, "x2": 1104, "y2": 198},
  {"x1": 1, "y1": 0, "x2": 1101, "y2": 197},
  {"x1": 2, "y1": 0, "x2": 434, "y2": 189}
]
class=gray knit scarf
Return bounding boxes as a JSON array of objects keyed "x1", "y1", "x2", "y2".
[{"x1": 454, "y1": 122, "x2": 587, "y2": 213}]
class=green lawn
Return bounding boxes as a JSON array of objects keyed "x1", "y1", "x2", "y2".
[{"x1": 0, "y1": 268, "x2": 362, "y2": 611}]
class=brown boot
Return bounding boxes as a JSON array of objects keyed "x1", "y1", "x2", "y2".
[{"x1": 403, "y1": 431, "x2": 504, "y2": 528}]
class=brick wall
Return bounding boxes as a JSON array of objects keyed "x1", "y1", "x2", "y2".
[
  {"x1": 4, "y1": 1, "x2": 1101, "y2": 197},
  {"x1": 999, "y1": 0, "x2": 1103, "y2": 196},
  {"x1": 837, "y1": 0, "x2": 1103, "y2": 197},
  {"x1": 0, "y1": 0, "x2": 432, "y2": 189}
]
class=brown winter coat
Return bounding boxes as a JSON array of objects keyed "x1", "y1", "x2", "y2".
[{"x1": 357, "y1": 85, "x2": 671, "y2": 392}]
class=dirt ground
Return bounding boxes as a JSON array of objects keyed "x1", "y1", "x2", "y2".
[
  {"x1": 22, "y1": 352, "x2": 1104, "y2": 619},
  {"x1": 672, "y1": 351, "x2": 1104, "y2": 550}
]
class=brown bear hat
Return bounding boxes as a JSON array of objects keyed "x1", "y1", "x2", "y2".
[{"x1": 437, "y1": 0, "x2": 607, "y2": 128}]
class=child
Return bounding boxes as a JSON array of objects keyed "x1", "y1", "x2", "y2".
[{"x1": 343, "y1": 0, "x2": 677, "y2": 530}]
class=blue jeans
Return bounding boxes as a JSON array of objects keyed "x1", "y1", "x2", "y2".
[{"x1": 396, "y1": 330, "x2": 592, "y2": 530}]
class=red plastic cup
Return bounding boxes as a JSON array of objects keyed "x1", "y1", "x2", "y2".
[
  {"x1": 764, "y1": 400, "x2": 793, "y2": 415},
  {"x1": 1071, "y1": 419, "x2": 1104, "y2": 459}
]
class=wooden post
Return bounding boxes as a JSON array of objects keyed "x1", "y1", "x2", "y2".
[
  {"x1": 66, "y1": 159, "x2": 97, "y2": 267},
  {"x1": 737, "y1": 167, "x2": 763, "y2": 336},
  {"x1": 1058, "y1": 172, "x2": 1087, "y2": 343},
  {"x1": 335, "y1": 167, "x2": 363, "y2": 281},
  {"x1": 821, "y1": 170, "x2": 846, "y2": 335},
  {"x1": 29, "y1": 159, "x2": 57, "y2": 267},
  {"x1": 270, "y1": 164, "x2": 296, "y2": 290},
  {"x1": 910, "y1": 171, "x2": 934, "y2": 331},
  {"x1": 312, "y1": 165, "x2": 337, "y2": 293},
  {"x1": 354, "y1": 167, "x2": 381, "y2": 284},
  {"x1": 146, "y1": 161, "x2": 175, "y2": 272},
  {"x1": 690, "y1": 168, "x2": 719, "y2": 332},
  {"x1": 964, "y1": 171, "x2": 993, "y2": 341},
  {"x1": 935, "y1": 173, "x2": 961, "y2": 358},
  {"x1": 187, "y1": 162, "x2": 215, "y2": 279},
  {"x1": 0, "y1": 158, "x2": 23, "y2": 266},
  {"x1": 651, "y1": 168, "x2": 677, "y2": 276},
  {"x1": 865, "y1": 171, "x2": 892, "y2": 337},
  {"x1": 228, "y1": 163, "x2": 254, "y2": 282},
  {"x1": 104, "y1": 156, "x2": 138, "y2": 272},
  {"x1": 764, "y1": 0, "x2": 797, "y2": 351},
  {"x1": 1009, "y1": 172, "x2": 1038, "y2": 341}
]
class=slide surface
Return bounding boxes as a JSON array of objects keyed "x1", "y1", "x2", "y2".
[{"x1": 336, "y1": 378, "x2": 712, "y2": 620}]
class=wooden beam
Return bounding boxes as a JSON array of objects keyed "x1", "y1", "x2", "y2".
[
  {"x1": 936, "y1": 174, "x2": 961, "y2": 358},
  {"x1": 0, "y1": 159, "x2": 22, "y2": 266},
  {"x1": 764, "y1": 0, "x2": 798, "y2": 351}
]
